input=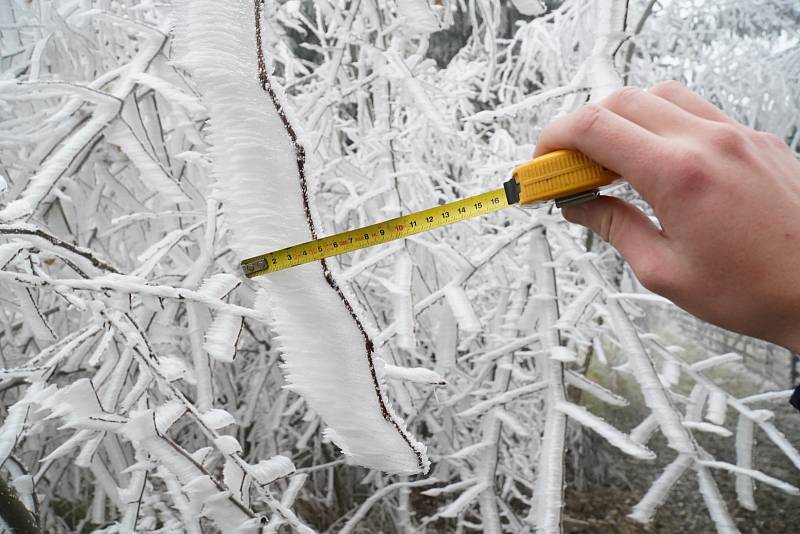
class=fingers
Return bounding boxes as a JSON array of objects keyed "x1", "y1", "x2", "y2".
[
  {"x1": 534, "y1": 82, "x2": 736, "y2": 207},
  {"x1": 534, "y1": 104, "x2": 669, "y2": 200},
  {"x1": 597, "y1": 86, "x2": 707, "y2": 136},
  {"x1": 562, "y1": 197, "x2": 672, "y2": 293},
  {"x1": 649, "y1": 81, "x2": 736, "y2": 124}
]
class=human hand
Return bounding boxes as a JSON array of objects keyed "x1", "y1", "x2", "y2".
[{"x1": 535, "y1": 81, "x2": 800, "y2": 352}]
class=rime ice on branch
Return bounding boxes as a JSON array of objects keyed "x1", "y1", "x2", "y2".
[{"x1": 175, "y1": 0, "x2": 429, "y2": 474}]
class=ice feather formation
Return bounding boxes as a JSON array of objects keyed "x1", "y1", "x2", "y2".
[{"x1": 175, "y1": 0, "x2": 428, "y2": 474}]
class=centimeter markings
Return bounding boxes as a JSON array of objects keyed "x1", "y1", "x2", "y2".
[{"x1": 242, "y1": 187, "x2": 509, "y2": 277}]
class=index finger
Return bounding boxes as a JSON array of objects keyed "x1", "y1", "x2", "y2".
[{"x1": 534, "y1": 104, "x2": 672, "y2": 203}]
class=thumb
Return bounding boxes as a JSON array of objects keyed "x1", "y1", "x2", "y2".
[{"x1": 562, "y1": 196, "x2": 669, "y2": 276}]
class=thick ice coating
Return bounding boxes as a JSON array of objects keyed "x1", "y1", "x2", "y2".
[{"x1": 175, "y1": 0, "x2": 428, "y2": 474}]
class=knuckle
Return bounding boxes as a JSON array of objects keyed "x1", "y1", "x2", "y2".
[
  {"x1": 669, "y1": 147, "x2": 710, "y2": 194},
  {"x1": 709, "y1": 124, "x2": 748, "y2": 156},
  {"x1": 758, "y1": 131, "x2": 785, "y2": 148},
  {"x1": 649, "y1": 80, "x2": 685, "y2": 98},
  {"x1": 573, "y1": 104, "x2": 605, "y2": 136},
  {"x1": 605, "y1": 86, "x2": 644, "y2": 108}
]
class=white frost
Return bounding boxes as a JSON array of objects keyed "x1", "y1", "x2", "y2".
[
  {"x1": 247, "y1": 455, "x2": 295, "y2": 486},
  {"x1": 382, "y1": 363, "x2": 445, "y2": 385},
  {"x1": 392, "y1": 252, "x2": 415, "y2": 351},
  {"x1": 443, "y1": 284, "x2": 481, "y2": 333},
  {"x1": 512, "y1": 0, "x2": 546, "y2": 16},
  {"x1": 176, "y1": 0, "x2": 428, "y2": 474},
  {"x1": 214, "y1": 435, "x2": 242, "y2": 455},
  {"x1": 556, "y1": 401, "x2": 655, "y2": 460},
  {"x1": 201, "y1": 409, "x2": 236, "y2": 430},
  {"x1": 705, "y1": 390, "x2": 728, "y2": 426},
  {"x1": 549, "y1": 346, "x2": 577, "y2": 362},
  {"x1": 682, "y1": 421, "x2": 732, "y2": 437},
  {"x1": 203, "y1": 313, "x2": 243, "y2": 363}
]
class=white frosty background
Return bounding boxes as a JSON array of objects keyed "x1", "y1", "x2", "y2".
[{"x1": 0, "y1": 0, "x2": 798, "y2": 532}]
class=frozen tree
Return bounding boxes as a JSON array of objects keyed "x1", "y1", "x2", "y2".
[{"x1": 1, "y1": 0, "x2": 798, "y2": 532}]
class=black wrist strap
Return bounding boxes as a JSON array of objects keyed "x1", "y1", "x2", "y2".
[{"x1": 790, "y1": 384, "x2": 800, "y2": 412}]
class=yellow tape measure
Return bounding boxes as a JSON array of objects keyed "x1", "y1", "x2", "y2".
[{"x1": 241, "y1": 150, "x2": 616, "y2": 277}]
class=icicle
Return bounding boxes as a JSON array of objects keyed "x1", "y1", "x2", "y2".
[{"x1": 203, "y1": 313, "x2": 243, "y2": 363}]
